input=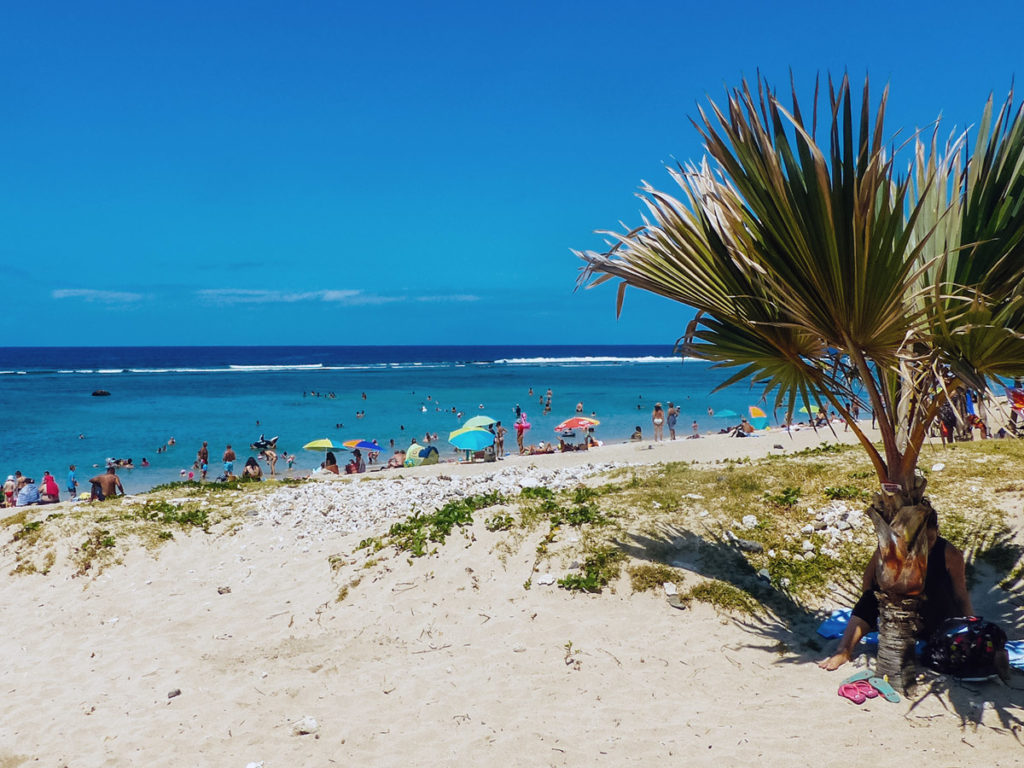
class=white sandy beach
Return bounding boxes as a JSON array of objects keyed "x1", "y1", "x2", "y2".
[{"x1": 2, "y1": 428, "x2": 1022, "y2": 767}]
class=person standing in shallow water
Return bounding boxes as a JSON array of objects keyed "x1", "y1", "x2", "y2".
[
  {"x1": 260, "y1": 448, "x2": 277, "y2": 476},
  {"x1": 666, "y1": 402, "x2": 678, "y2": 440},
  {"x1": 494, "y1": 421, "x2": 507, "y2": 458},
  {"x1": 223, "y1": 445, "x2": 236, "y2": 477},
  {"x1": 651, "y1": 402, "x2": 665, "y2": 441},
  {"x1": 515, "y1": 412, "x2": 530, "y2": 454},
  {"x1": 67, "y1": 464, "x2": 78, "y2": 498}
]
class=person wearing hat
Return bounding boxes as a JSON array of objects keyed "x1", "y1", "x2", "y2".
[
  {"x1": 3, "y1": 475, "x2": 15, "y2": 507},
  {"x1": 651, "y1": 402, "x2": 665, "y2": 441}
]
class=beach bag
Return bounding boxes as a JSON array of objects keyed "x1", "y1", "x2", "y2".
[{"x1": 922, "y1": 616, "x2": 1006, "y2": 678}]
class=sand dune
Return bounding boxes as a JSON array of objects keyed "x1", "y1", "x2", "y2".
[{"x1": 2, "y1": 428, "x2": 1021, "y2": 766}]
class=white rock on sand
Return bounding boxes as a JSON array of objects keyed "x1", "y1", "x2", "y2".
[
  {"x1": 0, "y1": 427, "x2": 1018, "y2": 766},
  {"x1": 249, "y1": 462, "x2": 629, "y2": 539}
]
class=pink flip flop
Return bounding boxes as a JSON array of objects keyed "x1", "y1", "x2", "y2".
[
  {"x1": 853, "y1": 679, "x2": 879, "y2": 699},
  {"x1": 838, "y1": 683, "x2": 866, "y2": 704}
]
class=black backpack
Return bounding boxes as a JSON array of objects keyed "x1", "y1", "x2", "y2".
[{"x1": 922, "y1": 616, "x2": 1007, "y2": 678}]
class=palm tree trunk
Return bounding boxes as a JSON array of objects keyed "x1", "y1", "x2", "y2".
[
  {"x1": 868, "y1": 486, "x2": 933, "y2": 691},
  {"x1": 875, "y1": 593, "x2": 922, "y2": 692}
]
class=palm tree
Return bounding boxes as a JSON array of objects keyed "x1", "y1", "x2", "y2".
[{"x1": 575, "y1": 75, "x2": 1024, "y2": 689}]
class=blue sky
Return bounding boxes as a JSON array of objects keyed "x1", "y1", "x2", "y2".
[{"x1": 3, "y1": 0, "x2": 1021, "y2": 346}]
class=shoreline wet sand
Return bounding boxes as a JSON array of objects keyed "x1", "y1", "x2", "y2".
[{"x1": 2, "y1": 426, "x2": 1022, "y2": 766}]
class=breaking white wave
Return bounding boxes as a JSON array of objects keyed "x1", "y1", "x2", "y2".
[
  {"x1": 228, "y1": 364, "x2": 325, "y2": 371},
  {"x1": 495, "y1": 355, "x2": 687, "y2": 365}
]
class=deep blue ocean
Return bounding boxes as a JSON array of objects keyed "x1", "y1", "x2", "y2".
[{"x1": 0, "y1": 345, "x2": 768, "y2": 493}]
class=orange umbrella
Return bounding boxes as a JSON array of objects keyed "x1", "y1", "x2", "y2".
[
  {"x1": 748, "y1": 406, "x2": 767, "y2": 419},
  {"x1": 554, "y1": 416, "x2": 600, "y2": 432}
]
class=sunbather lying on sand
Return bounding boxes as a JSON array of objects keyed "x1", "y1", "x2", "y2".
[{"x1": 525, "y1": 442, "x2": 555, "y2": 455}]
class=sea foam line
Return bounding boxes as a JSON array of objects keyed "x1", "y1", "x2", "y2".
[{"x1": 495, "y1": 355, "x2": 686, "y2": 365}]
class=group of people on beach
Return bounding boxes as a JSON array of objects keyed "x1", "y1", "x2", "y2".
[
  {"x1": 628, "y1": 401, "x2": 698, "y2": 442},
  {"x1": 2, "y1": 464, "x2": 126, "y2": 507},
  {"x1": 184, "y1": 438, "x2": 292, "y2": 482},
  {"x1": 318, "y1": 450, "x2": 366, "y2": 475}
]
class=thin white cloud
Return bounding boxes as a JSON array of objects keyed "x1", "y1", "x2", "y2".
[
  {"x1": 416, "y1": 294, "x2": 480, "y2": 303},
  {"x1": 196, "y1": 289, "x2": 479, "y2": 306},
  {"x1": 319, "y1": 290, "x2": 369, "y2": 303},
  {"x1": 52, "y1": 288, "x2": 145, "y2": 304},
  {"x1": 196, "y1": 289, "x2": 356, "y2": 304}
]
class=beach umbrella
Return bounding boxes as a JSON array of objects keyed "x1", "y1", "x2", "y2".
[
  {"x1": 713, "y1": 409, "x2": 738, "y2": 419},
  {"x1": 748, "y1": 406, "x2": 769, "y2": 430},
  {"x1": 798, "y1": 405, "x2": 822, "y2": 414},
  {"x1": 342, "y1": 439, "x2": 385, "y2": 453},
  {"x1": 302, "y1": 438, "x2": 336, "y2": 451},
  {"x1": 554, "y1": 416, "x2": 600, "y2": 433},
  {"x1": 463, "y1": 414, "x2": 497, "y2": 429},
  {"x1": 448, "y1": 426, "x2": 494, "y2": 451}
]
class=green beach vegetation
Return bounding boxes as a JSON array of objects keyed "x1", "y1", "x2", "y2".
[
  {"x1": 575, "y1": 73, "x2": 1024, "y2": 686},
  {"x1": 329, "y1": 440, "x2": 1023, "y2": 623},
  {"x1": 0, "y1": 478, "x2": 280, "y2": 576}
]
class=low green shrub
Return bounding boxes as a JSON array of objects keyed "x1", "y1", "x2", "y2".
[
  {"x1": 628, "y1": 563, "x2": 684, "y2": 593},
  {"x1": 388, "y1": 492, "x2": 505, "y2": 557},
  {"x1": 559, "y1": 546, "x2": 626, "y2": 593}
]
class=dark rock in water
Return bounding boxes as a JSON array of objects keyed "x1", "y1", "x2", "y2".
[{"x1": 92, "y1": 390, "x2": 111, "y2": 397}]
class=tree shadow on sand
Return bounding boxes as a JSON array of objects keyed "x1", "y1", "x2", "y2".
[
  {"x1": 613, "y1": 522, "x2": 851, "y2": 664},
  {"x1": 612, "y1": 521, "x2": 1024, "y2": 736}
]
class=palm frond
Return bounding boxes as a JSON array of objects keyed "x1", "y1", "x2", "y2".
[{"x1": 577, "y1": 74, "x2": 1024, "y2": 486}]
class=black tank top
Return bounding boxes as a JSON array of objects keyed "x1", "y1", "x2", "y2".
[{"x1": 922, "y1": 536, "x2": 957, "y2": 635}]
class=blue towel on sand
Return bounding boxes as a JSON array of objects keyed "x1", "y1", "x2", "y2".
[
  {"x1": 1006, "y1": 641, "x2": 1024, "y2": 670},
  {"x1": 816, "y1": 608, "x2": 877, "y2": 646},
  {"x1": 816, "y1": 609, "x2": 851, "y2": 638},
  {"x1": 818, "y1": 610, "x2": 1024, "y2": 662}
]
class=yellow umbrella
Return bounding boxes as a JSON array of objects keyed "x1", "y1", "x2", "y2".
[{"x1": 302, "y1": 438, "x2": 336, "y2": 451}]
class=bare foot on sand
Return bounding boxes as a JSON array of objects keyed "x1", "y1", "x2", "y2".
[{"x1": 818, "y1": 650, "x2": 850, "y2": 671}]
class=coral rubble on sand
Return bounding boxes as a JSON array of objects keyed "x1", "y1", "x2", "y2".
[{"x1": 247, "y1": 463, "x2": 628, "y2": 539}]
